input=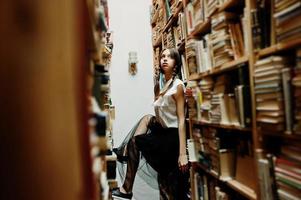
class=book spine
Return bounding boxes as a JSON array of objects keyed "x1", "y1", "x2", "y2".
[{"x1": 282, "y1": 68, "x2": 293, "y2": 134}]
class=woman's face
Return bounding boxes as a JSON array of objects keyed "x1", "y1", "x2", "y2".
[{"x1": 160, "y1": 49, "x2": 176, "y2": 74}]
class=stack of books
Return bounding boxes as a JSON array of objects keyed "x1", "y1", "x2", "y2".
[
  {"x1": 199, "y1": 77, "x2": 214, "y2": 123},
  {"x1": 274, "y1": 0, "x2": 301, "y2": 43},
  {"x1": 210, "y1": 12, "x2": 237, "y2": 67},
  {"x1": 185, "y1": 39, "x2": 199, "y2": 76},
  {"x1": 254, "y1": 56, "x2": 291, "y2": 132},
  {"x1": 210, "y1": 75, "x2": 229, "y2": 124},
  {"x1": 274, "y1": 143, "x2": 301, "y2": 199}
]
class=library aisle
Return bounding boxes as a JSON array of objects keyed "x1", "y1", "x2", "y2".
[{"x1": 1, "y1": 0, "x2": 300, "y2": 200}]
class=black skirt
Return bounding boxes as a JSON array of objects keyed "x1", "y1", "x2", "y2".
[
  {"x1": 135, "y1": 119, "x2": 179, "y2": 175},
  {"x1": 114, "y1": 115, "x2": 190, "y2": 200}
]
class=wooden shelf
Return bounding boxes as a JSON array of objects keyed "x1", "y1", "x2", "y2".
[
  {"x1": 218, "y1": 0, "x2": 241, "y2": 12},
  {"x1": 193, "y1": 163, "x2": 257, "y2": 200},
  {"x1": 226, "y1": 179, "x2": 257, "y2": 200},
  {"x1": 189, "y1": 56, "x2": 249, "y2": 80},
  {"x1": 192, "y1": 163, "x2": 219, "y2": 179},
  {"x1": 257, "y1": 38, "x2": 301, "y2": 57},
  {"x1": 261, "y1": 131, "x2": 301, "y2": 141},
  {"x1": 188, "y1": 20, "x2": 211, "y2": 38},
  {"x1": 191, "y1": 119, "x2": 252, "y2": 132},
  {"x1": 162, "y1": 1, "x2": 183, "y2": 33}
]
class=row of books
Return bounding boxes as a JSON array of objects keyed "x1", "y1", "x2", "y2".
[
  {"x1": 186, "y1": 74, "x2": 251, "y2": 128},
  {"x1": 251, "y1": 0, "x2": 301, "y2": 50},
  {"x1": 255, "y1": 49, "x2": 301, "y2": 135},
  {"x1": 254, "y1": 55, "x2": 290, "y2": 132},
  {"x1": 186, "y1": 0, "x2": 238, "y2": 36},
  {"x1": 151, "y1": 2, "x2": 164, "y2": 46},
  {"x1": 251, "y1": 0, "x2": 271, "y2": 50},
  {"x1": 151, "y1": 0, "x2": 186, "y2": 48},
  {"x1": 189, "y1": 127, "x2": 236, "y2": 180},
  {"x1": 274, "y1": 0, "x2": 301, "y2": 43},
  {"x1": 257, "y1": 142, "x2": 301, "y2": 200},
  {"x1": 193, "y1": 172, "x2": 232, "y2": 200},
  {"x1": 186, "y1": 0, "x2": 206, "y2": 34},
  {"x1": 185, "y1": 37, "x2": 213, "y2": 75},
  {"x1": 154, "y1": 11, "x2": 187, "y2": 49},
  {"x1": 211, "y1": 12, "x2": 244, "y2": 67},
  {"x1": 184, "y1": 12, "x2": 245, "y2": 78}
]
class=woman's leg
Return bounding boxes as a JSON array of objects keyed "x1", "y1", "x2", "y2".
[
  {"x1": 116, "y1": 114, "x2": 153, "y2": 158},
  {"x1": 158, "y1": 174, "x2": 171, "y2": 200},
  {"x1": 120, "y1": 114, "x2": 153, "y2": 193}
]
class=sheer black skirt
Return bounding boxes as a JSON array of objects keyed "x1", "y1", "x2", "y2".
[{"x1": 113, "y1": 115, "x2": 190, "y2": 200}]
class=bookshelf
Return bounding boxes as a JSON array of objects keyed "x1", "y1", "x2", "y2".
[
  {"x1": 190, "y1": 119, "x2": 252, "y2": 132},
  {"x1": 226, "y1": 180, "x2": 257, "y2": 200},
  {"x1": 261, "y1": 132, "x2": 301, "y2": 141},
  {"x1": 0, "y1": 0, "x2": 113, "y2": 199},
  {"x1": 189, "y1": 56, "x2": 249, "y2": 80},
  {"x1": 251, "y1": 1, "x2": 301, "y2": 200},
  {"x1": 218, "y1": 0, "x2": 241, "y2": 12},
  {"x1": 192, "y1": 162, "x2": 257, "y2": 200},
  {"x1": 85, "y1": 0, "x2": 117, "y2": 199},
  {"x1": 258, "y1": 38, "x2": 301, "y2": 58},
  {"x1": 188, "y1": 20, "x2": 211, "y2": 38},
  {"x1": 150, "y1": 0, "x2": 301, "y2": 199}
]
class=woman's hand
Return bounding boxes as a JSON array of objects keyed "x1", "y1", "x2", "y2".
[{"x1": 178, "y1": 154, "x2": 189, "y2": 173}]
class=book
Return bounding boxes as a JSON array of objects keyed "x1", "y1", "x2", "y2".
[
  {"x1": 282, "y1": 68, "x2": 293, "y2": 134},
  {"x1": 235, "y1": 85, "x2": 251, "y2": 127},
  {"x1": 258, "y1": 158, "x2": 274, "y2": 200},
  {"x1": 219, "y1": 149, "x2": 236, "y2": 181}
]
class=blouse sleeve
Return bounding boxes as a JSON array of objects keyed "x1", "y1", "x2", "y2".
[{"x1": 169, "y1": 79, "x2": 185, "y2": 95}]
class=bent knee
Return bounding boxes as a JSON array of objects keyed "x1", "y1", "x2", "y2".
[{"x1": 142, "y1": 114, "x2": 153, "y2": 124}]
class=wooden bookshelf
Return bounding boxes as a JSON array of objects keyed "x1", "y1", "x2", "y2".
[
  {"x1": 189, "y1": 56, "x2": 249, "y2": 80},
  {"x1": 193, "y1": 163, "x2": 257, "y2": 200},
  {"x1": 261, "y1": 131, "x2": 301, "y2": 141},
  {"x1": 191, "y1": 119, "x2": 252, "y2": 132},
  {"x1": 257, "y1": 38, "x2": 301, "y2": 57},
  {"x1": 188, "y1": 20, "x2": 211, "y2": 38},
  {"x1": 150, "y1": 0, "x2": 266, "y2": 199},
  {"x1": 218, "y1": 0, "x2": 241, "y2": 12},
  {"x1": 162, "y1": 1, "x2": 183, "y2": 33},
  {"x1": 226, "y1": 180, "x2": 257, "y2": 200},
  {"x1": 192, "y1": 163, "x2": 219, "y2": 179}
]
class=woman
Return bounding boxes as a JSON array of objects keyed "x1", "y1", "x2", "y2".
[{"x1": 112, "y1": 48, "x2": 189, "y2": 200}]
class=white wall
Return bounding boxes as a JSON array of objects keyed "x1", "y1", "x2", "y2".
[
  {"x1": 108, "y1": 0, "x2": 154, "y2": 146},
  {"x1": 108, "y1": 0, "x2": 159, "y2": 199}
]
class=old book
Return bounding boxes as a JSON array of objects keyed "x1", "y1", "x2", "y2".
[
  {"x1": 235, "y1": 85, "x2": 251, "y2": 127},
  {"x1": 257, "y1": 110, "x2": 284, "y2": 117},
  {"x1": 258, "y1": 158, "x2": 274, "y2": 200},
  {"x1": 219, "y1": 149, "x2": 236, "y2": 181},
  {"x1": 257, "y1": 100, "x2": 284, "y2": 111},
  {"x1": 257, "y1": 115, "x2": 285, "y2": 123},
  {"x1": 282, "y1": 68, "x2": 293, "y2": 134},
  {"x1": 256, "y1": 92, "x2": 283, "y2": 101}
]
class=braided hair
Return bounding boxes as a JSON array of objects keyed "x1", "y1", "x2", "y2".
[{"x1": 154, "y1": 48, "x2": 182, "y2": 98}]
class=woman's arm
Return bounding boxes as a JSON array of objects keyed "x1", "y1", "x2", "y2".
[{"x1": 174, "y1": 84, "x2": 189, "y2": 171}]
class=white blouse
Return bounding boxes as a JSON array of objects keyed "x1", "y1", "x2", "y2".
[{"x1": 153, "y1": 79, "x2": 185, "y2": 128}]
